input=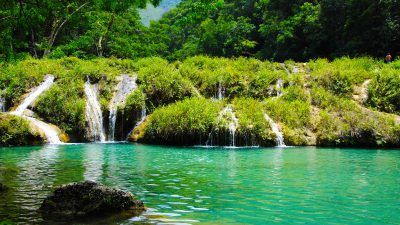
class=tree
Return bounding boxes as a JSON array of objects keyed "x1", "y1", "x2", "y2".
[{"x1": 0, "y1": 0, "x2": 161, "y2": 59}]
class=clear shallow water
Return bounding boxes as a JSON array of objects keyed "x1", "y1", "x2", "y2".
[{"x1": 0, "y1": 144, "x2": 399, "y2": 224}]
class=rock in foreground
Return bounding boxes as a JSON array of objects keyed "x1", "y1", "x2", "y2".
[{"x1": 39, "y1": 181, "x2": 144, "y2": 218}]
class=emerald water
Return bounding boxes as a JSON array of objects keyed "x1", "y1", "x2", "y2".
[{"x1": 0, "y1": 144, "x2": 399, "y2": 224}]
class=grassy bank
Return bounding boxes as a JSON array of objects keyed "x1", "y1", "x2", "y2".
[{"x1": 1, "y1": 56, "x2": 400, "y2": 147}]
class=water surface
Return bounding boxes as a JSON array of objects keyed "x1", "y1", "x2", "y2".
[{"x1": 0, "y1": 144, "x2": 399, "y2": 224}]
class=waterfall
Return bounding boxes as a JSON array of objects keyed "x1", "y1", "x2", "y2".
[
  {"x1": 84, "y1": 79, "x2": 106, "y2": 142},
  {"x1": 13, "y1": 75, "x2": 55, "y2": 115},
  {"x1": 207, "y1": 106, "x2": 239, "y2": 147},
  {"x1": 0, "y1": 93, "x2": 4, "y2": 112},
  {"x1": 24, "y1": 117, "x2": 62, "y2": 144},
  {"x1": 276, "y1": 79, "x2": 284, "y2": 97},
  {"x1": 108, "y1": 75, "x2": 137, "y2": 141},
  {"x1": 9, "y1": 75, "x2": 62, "y2": 144},
  {"x1": 126, "y1": 103, "x2": 147, "y2": 140},
  {"x1": 224, "y1": 106, "x2": 239, "y2": 146},
  {"x1": 264, "y1": 113, "x2": 286, "y2": 147},
  {"x1": 216, "y1": 82, "x2": 225, "y2": 100},
  {"x1": 134, "y1": 106, "x2": 147, "y2": 129}
]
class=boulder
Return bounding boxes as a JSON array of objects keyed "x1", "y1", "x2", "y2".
[{"x1": 39, "y1": 181, "x2": 144, "y2": 218}]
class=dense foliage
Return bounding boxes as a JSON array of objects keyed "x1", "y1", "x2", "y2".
[
  {"x1": 151, "y1": 0, "x2": 400, "y2": 61},
  {"x1": 0, "y1": 0, "x2": 161, "y2": 60},
  {"x1": 1, "y1": 56, "x2": 400, "y2": 147},
  {"x1": 1, "y1": 0, "x2": 399, "y2": 61},
  {"x1": 0, "y1": 114, "x2": 43, "y2": 146},
  {"x1": 140, "y1": 97, "x2": 222, "y2": 145}
]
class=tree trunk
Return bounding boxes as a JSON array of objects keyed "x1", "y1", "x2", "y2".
[
  {"x1": 43, "y1": 2, "x2": 89, "y2": 57},
  {"x1": 97, "y1": 13, "x2": 115, "y2": 57},
  {"x1": 30, "y1": 28, "x2": 38, "y2": 58}
]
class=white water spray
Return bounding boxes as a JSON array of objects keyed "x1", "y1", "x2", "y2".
[
  {"x1": 207, "y1": 106, "x2": 239, "y2": 147},
  {"x1": 135, "y1": 107, "x2": 147, "y2": 130},
  {"x1": 126, "y1": 103, "x2": 147, "y2": 140},
  {"x1": 24, "y1": 117, "x2": 62, "y2": 144},
  {"x1": 13, "y1": 75, "x2": 55, "y2": 115},
  {"x1": 276, "y1": 79, "x2": 284, "y2": 97},
  {"x1": 0, "y1": 93, "x2": 4, "y2": 112},
  {"x1": 264, "y1": 113, "x2": 285, "y2": 147},
  {"x1": 10, "y1": 75, "x2": 62, "y2": 144},
  {"x1": 84, "y1": 79, "x2": 106, "y2": 142},
  {"x1": 108, "y1": 75, "x2": 137, "y2": 141},
  {"x1": 216, "y1": 82, "x2": 225, "y2": 100}
]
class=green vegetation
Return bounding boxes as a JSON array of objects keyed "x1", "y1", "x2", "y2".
[
  {"x1": 367, "y1": 62, "x2": 400, "y2": 114},
  {"x1": 233, "y1": 98, "x2": 275, "y2": 146},
  {"x1": 179, "y1": 56, "x2": 286, "y2": 99},
  {"x1": 0, "y1": 57, "x2": 136, "y2": 142},
  {"x1": 141, "y1": 97, "x2": 222, "y2": 145},
  {"x1": 134, "y1": 57, "x2": 193, "y2": 110},
  {"x1": 0, "y1": 114, "x2": 43, "y2": 146},
  {"x1": 0, "y1": 0, "x2": 162, "y2": 60},
  {"x1": 265, "y1": 98, "x2": 312, "y2": 146},
  {"x1": 1, "y1": 0, "x2": 399, "y2": 61},
  {"x1": 1, "y1": 56, "x2": 400, "y2": 147}
]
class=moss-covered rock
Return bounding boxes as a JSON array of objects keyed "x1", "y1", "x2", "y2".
[
  {"x1": 128, "y1": 118, "x2": 148, "y2": 142},
  {"x1": 0, "y1": 114, "x2": 43, "y2": 146},
  {"x1": 39, "y1": 181, "x2": 144, "y2": 218}
]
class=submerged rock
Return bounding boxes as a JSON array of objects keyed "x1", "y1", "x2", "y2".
[{"x1": 39, "y1": 181, "x2": 144, "y2": 218}]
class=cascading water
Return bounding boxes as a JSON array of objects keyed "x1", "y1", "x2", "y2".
[
  {"x1": 216, "y1": 82, "x2": 225, "y2": 100},
  {"x1": 207, "y1": 106, "x2": 239, "y2": 147},
  {"x1": 108, "y1": 75, "x2": 137, "y2": 141},
  {"x1": 226, "y1": 107, "x2": 239, "y2": 147},
  {"x1": 276, "y1": 79, "x2": 284, "y2": 97},
  {"x1": 126, "y1": 103, "x2": 147, "y2": 140},
  {"x1": 137, "y1": 103, "x2": 147, "y2": 126},
  {"x1": 84, "y1": 79, "x2": 106, "y2": 142},
  {"x1": 24, "y1": 117, "x2": 62, "y2": 144},
  {"x1": 0, "y1": 93, "x2": 5, "y2": 112},
  {"x1": 264, "y1": 113, "x2": 286, "y2": 147},
  {"x1": 9, "y1": 75, "x2": 62, "y2": 144},
  {"x1": 13, "y1": 75, "x2": 55, "y2": 115}
]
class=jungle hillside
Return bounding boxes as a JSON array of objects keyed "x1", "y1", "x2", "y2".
[
  {"x1": 1, "y1": 0, "x2": 399, "y2": 61},
  {"x1": 1, "y1": 0, "x2": 400, "y2": 147}
]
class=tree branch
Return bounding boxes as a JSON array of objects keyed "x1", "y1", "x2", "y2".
[
  {"x1": 0, "y1": 16, "x2": 15, "y2": 21},
  {"x1": 52, "y1": 2, "x2": 90, "y2": 45},
  {"x1": 44, "y1": 2, "x2": 89, "y2": 56}
]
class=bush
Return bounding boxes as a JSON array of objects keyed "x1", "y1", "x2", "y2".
[
  {"x1": 316, "y1": 105, "x2": 400, "y2": 147},
  {"x1": 0, "y1": 114, "x2": 43, "y2": 146},
  {"x1": 140, "y1": 97, "x2": 222, "y2": 145},
  {"x1": 264, "y1": 98, "x2": 312, "y2": 145},
  {"x1": 134, "y1": 57, "x2": 194, "y2": 110},
  {"x1": 233, "y1": 98, "x2": 275, "y2": 146},
  {"x1": 367, "y1": 68, "x2": 400, "y2": 114},
  {"x1": 35, "y1": 79, "x2": 86, "y2": 141},
  {"x1": 310, "y1": 57, "x2": 377, "y2": 97},
  {"x1": 179, "y1": 56, "x2": 287, "y2": 99}
]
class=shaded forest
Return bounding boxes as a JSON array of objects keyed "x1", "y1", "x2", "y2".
[{"x1": 1, "y1": 0, "x2": 399, "y2": 61}]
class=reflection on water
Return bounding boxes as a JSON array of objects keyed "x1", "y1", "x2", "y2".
[
  {"x1": 84, "y1": 144, "x2": 104, "y2": 182},
  {"x1": 0, "y1": 145, "x2": 400, "y2": 224}
]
